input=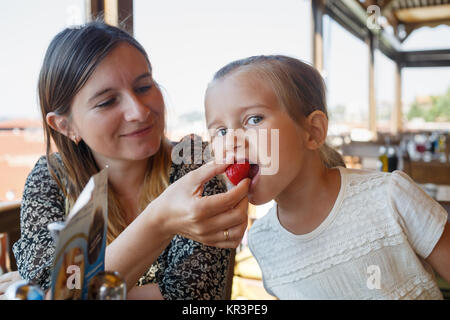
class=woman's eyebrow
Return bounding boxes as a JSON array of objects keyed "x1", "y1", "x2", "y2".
[
  {"x1": 88, "y1": 72, "x2": 152, "y2": 103},
  {"x1": 134, "y1": 72, "x2": 152, "y2": 82},
  {"x1": 88, "y1": 88, "x2": 113, "y2": 103}
]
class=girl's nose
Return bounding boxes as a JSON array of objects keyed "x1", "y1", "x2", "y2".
[
  {"x1": 225, "y1": 129, "x2": 248, "y2": 159},
  {"x1": 123, "y1": 92, "x2": 150, "y2": 122}
]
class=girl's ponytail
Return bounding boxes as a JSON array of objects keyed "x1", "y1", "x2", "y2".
[{"x1": 319, "y1": 143, "x2": 346, "y2": 168}]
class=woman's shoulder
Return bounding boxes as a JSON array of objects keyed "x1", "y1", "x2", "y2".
[
  {"x1": 26, "y1": 153, "x2": 63, "y2": 181},
  {"x1": 23, "y1": 153, "x2": 65, "y2": 197}
]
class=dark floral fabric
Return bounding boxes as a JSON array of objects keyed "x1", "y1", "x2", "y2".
[{"x1": 12, "y1": 135, "x2": 231, "y2": 300}]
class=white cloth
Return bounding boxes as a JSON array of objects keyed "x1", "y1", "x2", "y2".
[{"x1": 248, "y1": 167, "x2": 448, "y2": 300}]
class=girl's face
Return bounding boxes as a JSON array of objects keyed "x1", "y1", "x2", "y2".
[
  {"x1": 70, "y1": 43, "x2": 165, "y2": 166},
  {"x1": 205, "y1": 71, "x2": 308, "y2": 205}
]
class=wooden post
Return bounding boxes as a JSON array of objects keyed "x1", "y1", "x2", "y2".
[
  {"x1": 85, "y1": 0, "x2": 133, "y2": 35},
  {"x1": 367, "y1": 32, "x2": 377, "y2": 138},
  {"x1": 311, "y1": 0, "x2": 324, "y2": 73},
  {"x1": 86, "y1": 0, "x2": 103, "y2": 22},
  {"x1": 392, "y1": 61, "x2": 403, "y2": 135},
  {"x1": 104, "y1": 0, "x2": 119, "y2": 27}
]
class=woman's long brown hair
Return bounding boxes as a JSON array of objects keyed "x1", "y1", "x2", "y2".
[{"x1": 38, "y1": 22, "x2": 171, "y2": 244}]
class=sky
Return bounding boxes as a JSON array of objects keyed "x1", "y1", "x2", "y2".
[{"x1": 0, "y1": 0, "x2": 449, "y2": 134}]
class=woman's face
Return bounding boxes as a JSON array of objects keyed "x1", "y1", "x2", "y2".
[{"x1": 70, "y1": 43, "x2": 165, "y2": 165}]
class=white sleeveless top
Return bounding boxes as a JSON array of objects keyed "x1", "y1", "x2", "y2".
[{"x1": 248, "y1": 167, "x2": 448, "y2": 299}]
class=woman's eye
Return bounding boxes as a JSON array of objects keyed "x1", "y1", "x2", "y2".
[
  {"x1": 96, "y1": 98, "x2": 116, "y2": 108},
  {"x1": 247, "y1": 115, "x2": 263, "y2": 125},
  {"x1": 135, "y1": 85, "x2": 152, "y2": 94},
  {"x1": 216, "y1": 128, "x2": 227, "y2": 137}
]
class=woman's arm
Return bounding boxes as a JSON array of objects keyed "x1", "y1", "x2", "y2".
[
  {"x1": 105, "y1": 199, "x2": 173, "y2": 293},
  {"x1": 106, "y1": 161, "x2": 250, "y2": 292},
  {"x1": 426, "y1": 222, "x2": 450, "y2": 282},
  {"x1": 155, "y1": 163, "x2": 233, "y2": 300},
  {"x1": 12, "y1": 156, "x2": 66, "y2": 291}
]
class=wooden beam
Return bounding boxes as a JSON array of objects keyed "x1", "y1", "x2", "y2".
[
  {"x1": 104, "y1": 0, "x2": 119, "y2": 27},
  {"x1": 85, "y1": 0, "x2": 133, "y2": 35},
  {"x1": 118, "y1": 0, "x2": 133, "y2": 35},
  {"x1": 86, "y1": 0, "x2": 104, "y2": 22},
  {"x1": 311, "y1": 0, "x2": 324, "y2": 73},
  {"x1": 367, "y1": 32, "x2": 377, "y2": 137},
  {"x1": 392, "y1": 62, "x2": 403, "y2": 134},
  {"x1": 400, "y1": 49, "x2": 450, "y2": 67},
  {"x1": 395, "y1": 4, "x2": 450, "y2": 24}
]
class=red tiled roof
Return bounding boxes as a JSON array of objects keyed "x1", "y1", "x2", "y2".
[
  {"x1": 0, "y1": 118, "x2": 43, "y2": 129},
  {"x1": 0, "y1": 129, "x2": 46, "y2": 202}
]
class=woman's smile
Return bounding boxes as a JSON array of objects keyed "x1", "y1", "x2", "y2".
[{"x1": 120, "y1": 123, "x2": 154, "y2": 138}]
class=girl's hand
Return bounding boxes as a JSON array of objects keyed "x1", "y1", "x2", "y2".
[
  {"x1": 0, "y1": 271, "x2": 21, "y2": 300},
  {"x1": 152, "y1": 161, "x2": 251, "y2": 248}
]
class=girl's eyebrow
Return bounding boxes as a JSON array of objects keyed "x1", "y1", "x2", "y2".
[
  {"x1": 207, "y1": 104, "x2": 270, "y2": 129},
  {"x1": 88, "y1": 72, "x2": 152, "y2": 103}
]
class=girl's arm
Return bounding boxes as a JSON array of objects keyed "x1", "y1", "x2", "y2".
[{"x1": 426, "y1": 222, "x2": 450, "y2": 283}]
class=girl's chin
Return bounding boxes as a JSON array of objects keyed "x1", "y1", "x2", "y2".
[
  {"x1": 248, "y1": 182, "x2": 275, "y2": 206},
  {"x1": 248, "y1": 193, "x2": 273, "y2": 206}
]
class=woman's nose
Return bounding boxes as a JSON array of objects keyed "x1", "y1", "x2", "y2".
[{"x1": 123, "y1": 92, "x2": 150, "y2": 122}]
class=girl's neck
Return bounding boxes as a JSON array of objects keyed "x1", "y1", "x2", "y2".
[{"x1": 274, "y1": 153, "x2": 341, "y2": 235}]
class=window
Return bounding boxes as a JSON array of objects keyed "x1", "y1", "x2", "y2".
[
  {"x1": 0, "y1": 0, "x2": 85, "y2": 202},
  {"x1": 375, "y1": 49, "x2": 395, "y2": 133},
  {"x1": 401, "y1": 25, "x2": 450, "y2": 131},
  {"x1": 323, "y1": 14, "x2": 369, "y2": 137}
]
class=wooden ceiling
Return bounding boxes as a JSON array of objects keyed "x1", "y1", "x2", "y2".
[{"x1": 357, "y1": 0, "x2": 450, "y2": 41}]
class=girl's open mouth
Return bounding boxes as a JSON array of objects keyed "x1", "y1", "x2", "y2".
[
  {"x1": 249, "y1": 163, "x2": 259, "y2": 179},
  {"x1": 248, "y1": 163, "x2": 260, "y2": 192}
]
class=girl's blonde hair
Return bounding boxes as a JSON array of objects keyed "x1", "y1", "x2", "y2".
[
  {"x1": 39, "y1": 22, "x2": 171, "y2": 244},
  {"x1": 211, "y1": 55, "x2": 345, "y2": 168}
]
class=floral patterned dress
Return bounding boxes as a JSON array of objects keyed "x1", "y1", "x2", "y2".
[{"x1": 12, "y1": 135, "x2": 231, "y2": 299}]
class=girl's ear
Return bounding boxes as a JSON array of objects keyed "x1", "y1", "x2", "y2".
[
  {"x1": 46, "y1": 112, "x2": 80, "y2": 143},
  {"x1": 304, "y1": 110, "x2": 328, "y2": 151}
]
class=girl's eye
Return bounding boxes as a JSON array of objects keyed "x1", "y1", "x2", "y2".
[
  {"x1": 96, "y1": 98, "x2": 116, "y2": 108},
  {"x1": 247, "y1": 115, "x2": 263, "y2": 125},
  {"x1": 216, "y1": 128, "x2": 227, "y2": 137},
  {"x1": 135, "y1": 85, "x2": 152, "y2": 94}
]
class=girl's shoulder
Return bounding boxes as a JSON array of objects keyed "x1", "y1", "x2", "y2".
[{"x1": 337, "y1": 166, "x2": 421, "y2": 192}]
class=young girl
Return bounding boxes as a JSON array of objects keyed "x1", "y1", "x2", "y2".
[{"x1": 204, "y1": 55, "x2": 450, "y2": 299}]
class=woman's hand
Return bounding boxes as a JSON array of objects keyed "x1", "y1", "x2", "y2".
[
  {"x1": 152, "y1": 161, "x2": 251, "y2": 248},
  {"x1": 0, "y1": 271, "x2": 21, "y2": 300}
]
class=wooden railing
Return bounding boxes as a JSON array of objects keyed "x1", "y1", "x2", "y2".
[{"x1": 0, "y1": 201, "x2": 20, "y2": 272}]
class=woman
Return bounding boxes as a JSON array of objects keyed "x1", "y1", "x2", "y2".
[{"x1": 0, "y1": 22, "x2": 250, "y2": 299}]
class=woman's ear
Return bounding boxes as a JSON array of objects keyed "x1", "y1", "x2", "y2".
[
  {"x1": 304, "y1": 110, "x2": 328, "y2": 150},
  {"x1": 46, "y1": 112, "x2": 80, "y2": 144}
]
